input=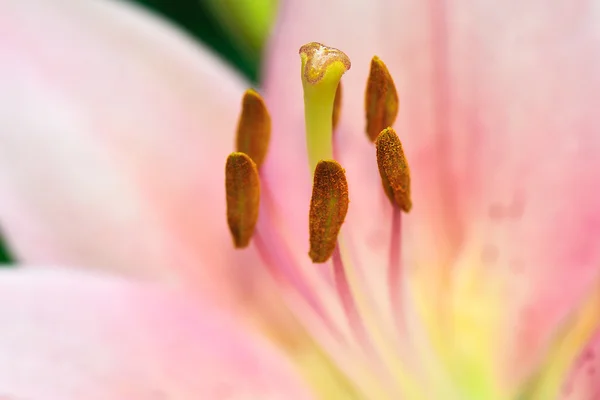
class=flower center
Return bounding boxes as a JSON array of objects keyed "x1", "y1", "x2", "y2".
[
  {"x1": 223, "y1": 42, "x2": 600, "y2": 400},
  {"x1": 224, "y1": 42, "x2": 415, "y2": 397},
  {"x1": 226, "y1": 41, "x2": 408, "y2": 254}
]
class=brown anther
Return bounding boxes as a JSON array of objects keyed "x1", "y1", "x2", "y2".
[
  {"x1": 332, "y1": 82, "x2": 343, "y2": 130},
  {"x1": 236, "y1": 89, "x2": 271, "y2": 168},
  {"x1": 299, "y1": 42, "x2": 351, "y2": 85},
  {"x1": 225, "y1": 152, "x2": 260, "y2": 248},
  {"x1": 365, "y1": 56, "x2": 399, "y2": 142},
  {"x1": 376, "y1": 127, "x2": 412, "y2": 212},
  {"x1": 309, "y1": 160, "x2": 349, "y2": 263}
]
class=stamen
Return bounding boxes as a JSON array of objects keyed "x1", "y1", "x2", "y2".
[
  {"x1": 332, "y1": 82, "x2": 343, "y2": 131},
  {"x1": 375, "y1": 127, "x2": 412, "y2": 212},
  {"x1": 299, "y1": 42, "x2": 351, "y2": 172},
  {"x1": 225, "y1": 152, "x2": 260, "y2": 248},
  {"x1": 236, "y1": 89, "x2": 271, "y2": 168},
  {"x1": 309, "y1": 160, "x2": 349, "y2": 263},
  {"x1": 365, "y1": 56, "x2": 399, "y2": 142}
]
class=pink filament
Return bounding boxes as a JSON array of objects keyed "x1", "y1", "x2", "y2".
[
  {"x1": 332, "y1": 244, "x2": 369, "y2": 347},
  {"x1": 388, "y1": 206, "x2": 405, "y2": 331},
  {"x1": 253, "y1": 175, "x2": 342, "y2": 339}
]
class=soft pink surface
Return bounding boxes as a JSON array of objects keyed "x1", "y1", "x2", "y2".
[
  {"x1": 0, "y1": 0, "x2": 266, "y2": 302},
  {"x1": 562, "y1": 329, "x2": 600, "y2": 400},
  {"x1": 263, "y1": 0, "x2": 600, "y2": 386},
  {"x1": 0, "y1": 267, "x2": 313, "y2": 400}
]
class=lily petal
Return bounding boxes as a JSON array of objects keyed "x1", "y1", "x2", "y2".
[
  {"x1": 404, "y1": 2, "x2": 600, "y2": 387},
  {"x1": 264, "y1": 0, "x2": 600, "y2": 390},
  {"x1": 561, "y1": 330, "x2": 600, "y2": 400},
  {"x1": 0, "y1": 0, "x2": 258, "y2": 298},
  {"x1": 0, "y1": 267, "x2": 313, "y2": 399}
]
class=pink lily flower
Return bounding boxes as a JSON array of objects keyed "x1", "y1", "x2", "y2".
[{"x1": 1, "y1": 0, "x2": 600, "y2": 398}]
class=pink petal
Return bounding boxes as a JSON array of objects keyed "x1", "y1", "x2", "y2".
[
  {"x1": 561, "y1": 330, "x2": 600, "y2": 400},
  {"x1": 0, "y1": 0, "x2": 260, "y2": 299},
  {"x1": 0, "y1": 267, "x2": 313, "y2": 399},
  {"x1": 263, "y1": 0, "x2": 600, "y2": 387}
]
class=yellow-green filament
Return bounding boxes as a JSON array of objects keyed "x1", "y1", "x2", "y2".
[{"x1": 299, "y1": 42, "x2": 350, "y2": 172}]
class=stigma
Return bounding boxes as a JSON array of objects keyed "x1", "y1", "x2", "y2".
[{"x1": 299, "y1": 42, "x2": 351, "y2": 172}]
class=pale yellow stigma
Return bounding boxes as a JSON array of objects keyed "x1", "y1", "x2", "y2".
[
  {"x1": 299, "y1": 42, "x2": 351, "y2": 85},
  {"x1": 299, "y1": 42, "x2": 351, "y2": 172}
]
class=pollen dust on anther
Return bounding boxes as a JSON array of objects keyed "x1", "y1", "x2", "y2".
[
  {"x1": 376, "y1": 127, "x2": 411, "y2": 212},
  {"x1": 365, "y1": 56, "x2": 399, "y2": 142},
  {"x1": 309, "y1": 160, "x2": 349, "y2": 263},
  {"x1": 236, "y1": 89, "x2": 271, "y2": 168},
  {"x1": 225, "y1": 152, "x2": 260, "y2": 248}
]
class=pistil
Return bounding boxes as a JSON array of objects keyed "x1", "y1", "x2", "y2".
[
  {"x1": 332, "y1": 82, "x2": 343, "y2": 131},
  {"x1": 299, "y1": 42, "x2": 350, "y2": 172}
]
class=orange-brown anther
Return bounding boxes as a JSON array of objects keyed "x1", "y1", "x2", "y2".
[
  {"x1": 236, "y1": 89, "x2": 271, "y2": 168},
  {"x1": 376, "y1": 127, "x2": 412, "y2": 212},
  {"x1": 299, "y1": 42, "x2": 351, "y2": 85},
  {"x1": 365, "y1": 56, "x2": 399, "y2": 142},
  {"x1": 309, "y1": 160, "x2": 349, "y2": 263},
  {"x1": 332, "y1": 82, "x2": 343, "y2": 131},
  {"x1": 225, "y1": 152, "x2": 260, "y2": 248}
]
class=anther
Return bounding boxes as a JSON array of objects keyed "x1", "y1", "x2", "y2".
[
  {"x1": 332, "y1": 82, "x2": 343, "y2": 131},
  {"x1": 376, "y1": 127, "x2": 412, "y2": 212},
  {"x1": 309, "y1": 160, "x2": 349, "y2": 263},
  {"x1": 225, "y1": 152, "x2": 261, "y2": 248},
  {"x1": 365, "y1": 56, "x2": 399, "y2": 142},
  {"x1": 236, "y1": 89, "x2": 271, "y2": 168}
]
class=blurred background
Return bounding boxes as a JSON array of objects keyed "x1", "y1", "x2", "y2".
[
  {"x1": 0, "y1": 0, "x2": 278, "y2": 264},
  {"x1": 135, "y1": 0, "x2": 277, "y2": 83}
]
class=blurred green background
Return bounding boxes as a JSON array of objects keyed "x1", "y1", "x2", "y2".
[
  {"x1": 0, "y1": 0, "x2": 277, "y2": 264},
  {"x1": 136, "y1": 0, "x2": 277, "y2": 82}
]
